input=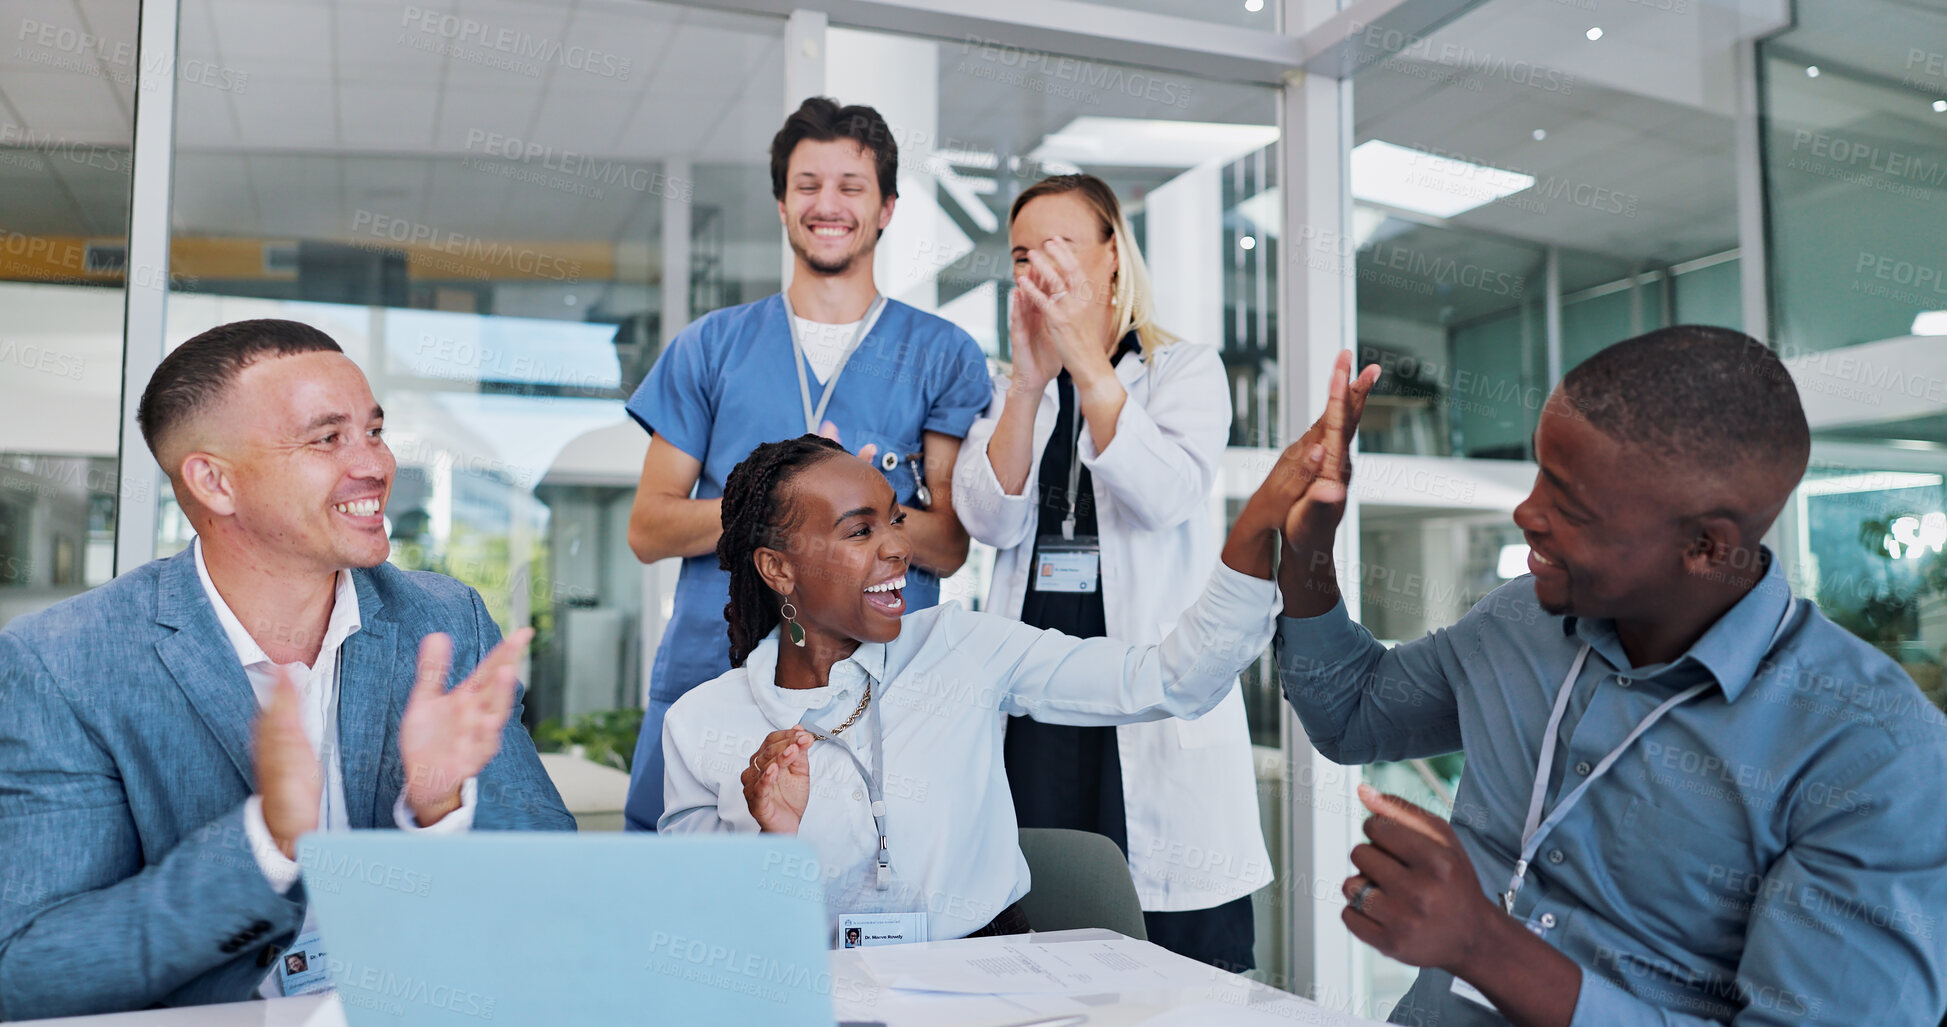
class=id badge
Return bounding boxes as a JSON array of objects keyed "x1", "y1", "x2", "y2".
[
  {"x1": 276, "y1": 929, "x2": 333, "y2": 997},
  {"x1": 1032, "y1": 537, "x2": 1099, "y2": 594},
  {"x1": 838, "y1": 911, "x2": 928, "y2": 948}
]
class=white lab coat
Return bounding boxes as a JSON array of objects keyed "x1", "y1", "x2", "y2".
[{"x1": 951, "y1": 340, "x2": 1274, "y2": 912}]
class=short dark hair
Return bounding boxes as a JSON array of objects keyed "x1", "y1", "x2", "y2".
[
  {"x1": 1561, "y1": 324, "x2": 1810, "y2": 477},
  {"x1": 136, "y1": 319, "x2": 343, "y2": 460},
  {"x1": 769, "y1": 97, "x2": 898, "y2": 202}
]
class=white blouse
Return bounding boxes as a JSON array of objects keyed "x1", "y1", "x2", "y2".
[{"x1": 658, "y1": 562, "x2": 1279, "y2": 943}]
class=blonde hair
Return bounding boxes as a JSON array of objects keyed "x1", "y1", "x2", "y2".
[{"x1": 1010, "y1": 175, "x2": 1180, "y2": 358}]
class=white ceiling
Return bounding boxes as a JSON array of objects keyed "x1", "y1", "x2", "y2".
[
  {"x1": 1, "y1": 0, "x2": 1280, "y2": 244},
  {"x1": 0, "y1": 0, "x2": 1831, "y2": 273},
  {"x1": 1, "y1": 0, "x2": 789, "y2": 241},
  {"x1": 1770, "y1": 0, "x2": 1947, "y2": 80},
  {"x1": 1354, "y1": 0, "x2": 1790, "y2": 267}
]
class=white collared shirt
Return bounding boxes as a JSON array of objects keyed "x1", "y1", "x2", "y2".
[
  {"x1": 191, "y1": 540, "x2": 475, "y2": 993},
  {"x1": 658, "y1": 562, "x2": 1278, "y2": 943}
]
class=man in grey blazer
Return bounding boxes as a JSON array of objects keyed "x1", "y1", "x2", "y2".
[{"x1": 0, "y1": 319, "x2": 575, "y2": 1019}]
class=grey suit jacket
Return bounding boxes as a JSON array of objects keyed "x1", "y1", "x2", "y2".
[{"x1": 0, "y1": 547, "x2": 575, "y2": 1019}]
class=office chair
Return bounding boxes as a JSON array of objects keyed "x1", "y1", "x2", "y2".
[{"x1": 1016, "y1": 828, "x2": 1148, "y2": 940}]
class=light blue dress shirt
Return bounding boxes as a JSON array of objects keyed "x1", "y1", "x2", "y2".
[{"x1": 1276, "y1": 551, "x2": 1947, "y2": 1026}]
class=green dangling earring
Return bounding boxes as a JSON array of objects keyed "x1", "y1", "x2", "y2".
[{"x1": 781, "y1": 599, "x2": 806, "y2": 647}]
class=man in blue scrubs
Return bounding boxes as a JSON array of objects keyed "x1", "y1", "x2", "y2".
[
  {"x1": 1277, "y1": 328, "x2": 1947, "y2": 1025},
  {"x1": 621, "y1": 97, "x2": 990, "y2": 830}
]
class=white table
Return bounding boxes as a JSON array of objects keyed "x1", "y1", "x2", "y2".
[
  {"x1": 24, "y1": 932, "x2": 1387, "y2": 1026},
  {"x1": 535, "y1": 752, "x2": 633, "y2": 831}
]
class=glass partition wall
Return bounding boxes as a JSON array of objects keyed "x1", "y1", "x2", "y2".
[
  {"x1": 0, "y1": 0, "x2": 140, "y2": 629},
  {"x1": 8, "y1": 0, "x2": 1308, "y2": 977},
  {"x1": 12, "y1": 0, "x2": 1914, "y2": 1015},
  {"x1": 823, "y1": 21, "x2": 1291, "y2": 971},
  {"x1": 160, "y1": 0, "x2": 790, "y2": 747},
  {"x1": 1760, "y1": 0, "x2": 1947, "y2": 717},
  {"x1": 1344, "y1": 0, "x2": 1788, "y2": 1010}
]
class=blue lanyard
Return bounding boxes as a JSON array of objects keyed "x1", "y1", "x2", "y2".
[
  {"x1": 798, "y1": 683, "x2": 892, "y2": 890},
  {"x1": 1503, "y1": 598, "x2": 1799, "y2": 915},
  {"x1": 781, "y1": 293, "x2": 887, "y2": 435}
]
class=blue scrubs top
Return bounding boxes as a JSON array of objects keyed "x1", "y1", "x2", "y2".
[{"x1": 622, "y1": 293, "x2": 991, "y2": 830}]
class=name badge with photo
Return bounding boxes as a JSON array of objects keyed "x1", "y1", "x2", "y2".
[
  {"x1": 1032, "y1": 537, "x2": 1099, "y2": 594},
  {"x1": 276, "y1": 929, "x2": 333, "y2": 997},
  {"x1": 837, "y1": 911, "x2": 928, "y2": 949}
]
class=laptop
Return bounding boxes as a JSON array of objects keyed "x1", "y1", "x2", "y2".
[{"x1": 298, "y1": 833, "x2": 836, "y2": 1026}]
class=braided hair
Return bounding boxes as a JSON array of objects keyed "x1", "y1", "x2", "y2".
[{"x1": 719, "y1": 433, "x2": 848, "y2": 667}]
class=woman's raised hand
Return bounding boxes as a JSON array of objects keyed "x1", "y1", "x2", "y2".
[
  {"x1": 1221, "y1": 352, "x2": 1380, "y2": 582},
  {"x1": 1281, "y1": 351, "x2": 1380, "y2": 547},
  {"x1": 1006, "y1": 285, "x2": 1057, "y2": 394},
  {"x1": 1014, "y1": 238, "x2": 1115, "y2": 390},
  {"x1": 742, "y1": 727, "x2": 813, "y2": 833}
]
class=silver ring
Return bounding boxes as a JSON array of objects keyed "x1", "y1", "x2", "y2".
[
  {"x1": 1348, "y1": 881, "x2": 1376, "y2": 914},
  {"x1": 1049, "y1": 290, "x2": 1068, "y2": 302}
]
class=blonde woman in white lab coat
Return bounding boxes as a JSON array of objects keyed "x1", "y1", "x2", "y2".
[{"x1": 952, "y1": 174, "x2": 1272, "y2": 971}]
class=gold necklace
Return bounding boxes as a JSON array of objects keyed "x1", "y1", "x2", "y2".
[{"x1": 805, "y1": 680, "x2": 873, "y2": 741}]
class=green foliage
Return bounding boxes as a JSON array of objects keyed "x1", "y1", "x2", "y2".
[
  {"x1": 534, "y1": 707, "x2": 644, "y2": 772},
  {"x1": 1838, "y1": 514, "x2": 1946, "y2": 711}
]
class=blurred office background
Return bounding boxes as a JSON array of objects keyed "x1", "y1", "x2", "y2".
[{"x1": 2, "y1": 0, "x2": 1943, "y2": 1014}]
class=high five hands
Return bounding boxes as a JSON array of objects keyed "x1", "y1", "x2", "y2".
[
  {"x1": 1281, "y1": 349, "x2": 1381, "y2": 546},
  {"x1": 1222, "y1": 351, "x2": 1380, "y2": 580}
]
